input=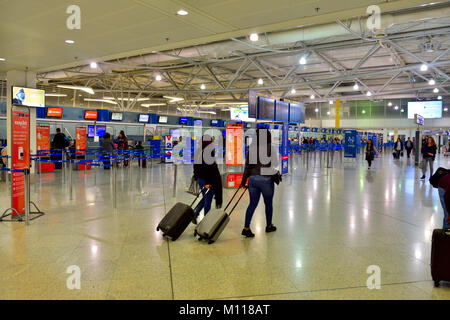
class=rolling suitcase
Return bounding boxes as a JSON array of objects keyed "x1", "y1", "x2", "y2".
[
  {"x1": 156, "y1": 189, "x2": 207, "y2": 241},
  {"x1": 430, "y1": 229, "x2": 450, "y2": 287},
  {"x1": 194, "y1": 187, "x2": 247, "y2": 244}
]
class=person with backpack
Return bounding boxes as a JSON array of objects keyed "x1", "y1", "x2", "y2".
[
  {"x1": 421, "y1": 136, "x2": 437, "y2": 180},
  {"x1": 240, "y1": 128, "x2": 280, "y2": 238}
]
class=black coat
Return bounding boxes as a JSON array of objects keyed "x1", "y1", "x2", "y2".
[
  {"x1": 365, "y1": 144, "x2": 375, "y2": 161},
  {"x1": 52, "y1": 133, "x2": 68, "y2": 149},
  {"x1": 422, "y1": 144, "x2": 437, "y2": 159},
  {"x1": 193, "y1": 160, "x2": 223, "y2": 208}
]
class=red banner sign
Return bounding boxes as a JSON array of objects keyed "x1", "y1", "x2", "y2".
[
  {"x1": 226, "y1": 124, "x2": 243, "y2": 166},
  {"x1": 76, "y1": 126, "x2": 87, "y2": 154},
  {"x1": 12, "y1": 110, "x2": 30, "y2": 216},
  {"x1": 36, "y1": 124, "x2": 50, "y2": 153}
]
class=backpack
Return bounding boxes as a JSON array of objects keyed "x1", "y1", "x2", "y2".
[{"x1": 429, "y1": 167, "x2": 450, "y2": 188}]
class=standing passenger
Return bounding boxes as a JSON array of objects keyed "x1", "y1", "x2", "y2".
[
  {"x1": 405, "y1": 137, "x2": 414, "y2": 158},
  {"x1": 118, "y1": 130, "x2": 129, "y2": 167},
  {"x1": 421, "y1": 137, "x2": 437, "y2": 180},
  {"x1": 365, "y1": 139, "x2": 375, "y2": 169},
  {"x1": 101, "y1": 132, "x2": 115, "y2": 170}
]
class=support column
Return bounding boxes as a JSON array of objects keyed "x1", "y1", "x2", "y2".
[
  {"x1": 335, "y1": 99, "x2": 340, "y2": 129},
  {"x1": 6, "y1": 70, "x2": 37, "y2": 173},
  {"x1": 394, "y1": 128, "x2": 399, "y2": 142}
]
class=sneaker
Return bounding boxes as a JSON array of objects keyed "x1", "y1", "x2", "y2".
[
  {"x1": 420, "y1": 175, "x2": 425, "y2": 180},
  {"x1": 265, "y1": 225, "x2": 277, "y2": 233},
  {"x1": 241, "y1": 228, "x2": 255, "y2": 238}
]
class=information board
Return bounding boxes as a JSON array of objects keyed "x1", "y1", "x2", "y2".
[
  {"x1": 344, "y1": 130, "x2": 357, "y2": 158},
  {"x1": 36, "y1": 125, "x2": 50, "y2": 153},
  {"x1": 226, "y1": 123, "x2": 243, "y2": 166},
  {"x1": 76, "y1": 126, "x2": 87, "y2": 154}
]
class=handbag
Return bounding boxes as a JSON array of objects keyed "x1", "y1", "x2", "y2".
[
  {"x1": 186, "y1": 175, "x2": 200, "y2": 196},
  {"x1": 272, "y1": 171, "x2": 282, "y2": 185}
]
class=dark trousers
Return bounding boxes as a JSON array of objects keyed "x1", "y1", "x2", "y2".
[
  {"x1": 244, "y1": 175, "x2": 274, "y2": 228},
  {"x1": 195, "y1": 178, "x2": 215, "y2": 216},
  {"x1": 406, "y1": 148, "x2": 412, "y2": 158}
]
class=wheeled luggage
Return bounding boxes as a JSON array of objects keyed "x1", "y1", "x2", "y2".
[
  {"x1": 194, "y1": 187, "x2": 247, "y2": 244},
  {"x1": 430, "y1": 229, "x2": 450, "y2": 287},
  {"x1": 157, "y1": 189, "x2": 207, "y2": 241}
]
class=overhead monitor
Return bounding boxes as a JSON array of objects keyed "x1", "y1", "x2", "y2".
[
  {"x1": 84, "y1": 110, "x2": 98, "y2": 120},
  {"x1": 138, "y1": 114, "x2": 149, "y2": 123},
  {"x1": 158, "y1": 116, "x2": 168, "y2": 123},
  {"x1": 258, "y1": 97, "x2": 275, "y2": 121},
  {"x1": 407, "y1": 101, "x2": 442, "y2": 119},
  {"x1": 111, "y1": 112, "x2": 123, "y2": 121},
  {"x1": 275, "y1": 101, "x2": 289, "y2": 122},
  {"x1": 87, "y1": 125, "x2": 106, "y2": 138},
  {"x1": 230, "y1": 105, "x2": 255, "y2": 122},
  {"x1": 415, "y1": 114, "x2": 424, "y2": 126},
  {"x1": 12, "y1": 86, "x2": 45, "y2": 108},
  {"x1": 46, "y1": 107, "x2": 63, "y2": 118},
  {"x1": 179, "y1": 117, "x2": 188, "y2": 125},
  {"x1": 210, "y1": 120, "x2": 219, "y2": 127},
  {"x1": 194, "y1": 119, "x2": 202, "y2": 126}
]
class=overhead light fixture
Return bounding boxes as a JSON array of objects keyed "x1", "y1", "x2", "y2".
[
  {"x1": 310, "y1": 94, "x2": 315, "y2": 99},
  {"x1": 388, "y1": 102, "x2": 392, "y2": 107},
  {"x1": 420, "y1": 64, "x2": 428, "y2": 71},
  {"x1": 353, "y1": 83, "x2": 359, "y2": 91},
  {"x1": 57, "y1": 85, "x2": 94, "y2": 94},
  {"x1": 314, "y1": 108, "x2": 319, "y2": 112},
  {"x1": 437, "y1": 96, "x2": 442, "y2": 100},
  {"x1": 177, "y1": 10, "x2": 188, "y2": 15},
  {"x1": 45, "y1": 93, "x2": 67, "y2": 97},
  {"x1": 299, "y1": 56, "x2": 307, "y2": 65},
  {"x1": 327, "y1": 111, "x2": 330, "y2": 115},
  {"x1": 104, "y1": 97, "x2": 149, "y2": 102},
  {"x1": 163, "y1": 96, "x2": 184, "y2": 103},
  {"x1": 429, "y1": 79, "x2": 436, "y2": 85},
  {"x1": 362, "y1": 110, "x2": 366, "y2": 114},
  {"x1": 200, "y1": 84, "x2": 206, "y2": 90},
  {"x1": 329, "y1": 100, "x2": 333, "y2": 105},
  {"x1": 0, "y1": 58, "x2": 5, "y2": 61},
  {"x1": 444, "y1": 107, "x2": 448, "y2": 112},
  {"x1": 290, "y1": 88, "x2": 296, "y2": 94},
  {"x1": 400, "y1": 109, "x2": 405, "y2": 112},
  {"x1": 155, "y1": 74, "x2": 162, "y2": 81},
  {"x1": 257, "y1": 78, "x2": 263, "y2": 85},
  {"x1": 84, "y1": 98, "x2": 117, "y2": 105},
  {"x1": 433, "y1": 88, "x2": 439, "y2": 93},
  {"x1": 141, "y1": 103, "x2": 166, "y2": 107},
  {"x1": 90, "y1": 62, "x2": 98, "y2": 69},
  {"x1": 394, "y1": 105, "x2": 399, "y2": 110},
  {"x1": 65, "y1": 40, "x2": 75, "y2": 44},
  {"x1": 366, "y1": 91, "x2": 372, "y2": 97},
  {"x1": 249, "y1": 33, "x2": 259, "y2": 42}
]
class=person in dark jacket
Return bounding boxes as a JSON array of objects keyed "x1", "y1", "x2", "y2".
[
  {"x1": 193, "y1": 135, "x2": 223, "y2": 223},
  {"x1": 101, "y1": 132, "x2": 115, "y2": 170},
  {"x1": 135, "y1": 141, "x2": 146, "y2": 168},
  {"x1": 52, "y1": 128, "x2": 69, "y2": 169},
  {"x1": 118, "y1": 130, "x2": 129, "y2": 167},
  {"x1": 365, "y1": 138, "x2": 375, "y2": 169},
  {"x1": 437, "y1": 171, "x2": 450, "y2": 229},
  {"x1": 240, "y1": 128, "x2": 278, "y2": 238},
  {"x1": 421, "y1": 136, "x2": 437, "y2": 180},
  {"x1": 394, "y1": 137, "x2": 403, "y2": 159},
  {"x1": 405, "y1": 137, "x2": 414, "y2": 158}
]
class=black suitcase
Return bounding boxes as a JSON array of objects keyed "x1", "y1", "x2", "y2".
[
  {"x1": 430, "y1": 229, "x2": 450, "y2": 287},
  {"x1": 156, "y1": 189, "x2": 206, "y2": 241}
]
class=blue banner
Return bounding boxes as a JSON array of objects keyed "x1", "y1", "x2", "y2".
[
  {"x1": 281, "y1": 124, "x2": 289, "y2": 174},
  {"x1": 344, "y1": 130, "x2": 357, "y2": 158}
]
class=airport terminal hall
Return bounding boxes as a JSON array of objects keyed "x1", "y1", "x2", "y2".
[{"x1": 2, "y1": 0, "x2": 450, "y2": 305}]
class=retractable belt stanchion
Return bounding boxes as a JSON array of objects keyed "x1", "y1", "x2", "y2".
[
  {"x1": 173, "y1": 161, "x2": 177, "y2": 198},
  {"x1": 326, "y1": 143, "x2": 330, "y2": 168},
  {"x1": 24, "y1": 169, "x2": 30, "y2": 225},
  {"x1": 113, "y1": 159, "x2": 117, "y2": 209},
  {"x1": 69, "y1": 159, "x2": 73, "y2": 200}
]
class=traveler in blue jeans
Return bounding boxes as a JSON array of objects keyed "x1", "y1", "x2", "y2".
[
  {"x1": 437, "y1": 172, "x2": 450, "y2": 228},
  {"x1": 240, "y1": 128, "x2": 279, "y2": 237},
  {"x1": 193, "y1": 135, "x2": 223, "y2": 223}
]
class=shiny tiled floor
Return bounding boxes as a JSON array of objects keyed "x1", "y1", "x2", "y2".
[{"x1": 1, "y1": 150, "x2": 450, "y2": 300}]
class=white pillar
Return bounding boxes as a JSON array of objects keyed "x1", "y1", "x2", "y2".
[{"x1": 6, "y1": 70, "x2": 37, "y2": 173}]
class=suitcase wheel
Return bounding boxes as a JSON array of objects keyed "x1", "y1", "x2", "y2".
[
  {"x1": 208, "y1": 240, "x2": 214, "y2": 244},
  {"x1": 156, "y1": 226, "x2": 160, "y2": 231},
  {"x1": 434, "y1": 280, "x2": 440, "y2": 288},
  {"x1": 193, "y1": 230, "x2": 197, "y2": 237}
]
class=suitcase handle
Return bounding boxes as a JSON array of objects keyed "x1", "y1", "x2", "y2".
[
  {"x1": 225, "y1": 187, "x2": 247, "y2": 217},
  {"x1": 190, "y1": 187, "x2": 209, "y2": 208}
]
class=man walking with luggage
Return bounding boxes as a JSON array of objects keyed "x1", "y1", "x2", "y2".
[{"x1": 405, "y1": 137, "x2": 414, "y2": 159}]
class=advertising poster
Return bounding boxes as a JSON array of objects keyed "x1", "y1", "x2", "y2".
[
  {"x1": 36, "y1": 124, "x2": 50, "y2": 153},
  {"x1": 281, "y1": 124, "x2": 289, "y2": 174},
  {"x1": 76, "y1": 126, "x2": 87, "y2": 154},
  {"x1": 226, "y1": 124, "x2": 243, "y2": 166},
  {"x1": 226, "y1": 173, "x2": 243, "y2": 189},
  {"x1": 164, "y1": 135, "x2": 173, "y2": 163},
  {"x1": 12, "y1": 109, "x2": 30, "y2": 216},
  {"x1": 344, "y1": 130, "x2": 357, "y2": 158}
]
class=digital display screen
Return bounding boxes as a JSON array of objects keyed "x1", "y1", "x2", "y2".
[
  {"x1": 194, "y1": 119, "x2": 202, "y2": 126},
  {"x1": 289, "y1": 103, "x2": 302, "y2": 123},
  {"x1": 88, "y1": 125, "x2": 106, "y2": 138},
  {"x1": 230, "y1": 106, "x2": 250, "y2": 121},
  {"x1": 84, "y1": 110, "x2": 98, "y2": 120},
  {"x1": 139, "y1": 114, "x2": 149, "y2": 123},
  {"x1": 111, "y1": 112, "x2": 123, "y2": 121},
  {"x1": 258, "y1": 97, "x2": 275, "y2": 121},
  {"x1": 158, "y1": 116, "x2": 168, "y2": 123},
  {"x1": 12, "y1": 86, "x2": 45, "y2": 108},
  {"x1": 211, "y1": 120, "x2": 218, "y2": 126},
  {"x1": 275, "y1": 101, "x2": 289, "y2": 122},
  {"x1": 408, "y1": 101, "x2": 442, "y2": 119},
  {"x1": 179, "y1": 118, "x2": 188, "y2": 125},
  {"x1": 46, "y1": 107, "x2": 62, "y2": 118}
]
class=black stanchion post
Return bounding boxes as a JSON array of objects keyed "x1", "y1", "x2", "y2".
[
  {"x1": 69, "y1": 159, "x2": 73, "y2": 200},
  {"x1": 24, "y1": 169, "x2": 30, "y2": 226},
  {"x1": 113, "y1": 159, "x2": 117, "y2": 209}
]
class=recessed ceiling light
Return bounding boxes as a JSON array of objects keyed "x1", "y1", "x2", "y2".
[
  {"x1": 444, "y1": 107, "x2": 448, "y2": 111},
  {"x1": 362, "y1": 110, "x2": 366, "y2": 114},
  {"x1": 428, "y1": 79, "x2": 435, "y2": 85},
  {"x1": 290, "y1": 88, "x2": 296, "y2": 94},
  {"x1": 329, "y1": 100, "x2": 333, "y2": 105},
  {"x1": 90, "y1": 62, "x2": 98, "y2": 69},
  {"x1": 394, "y1": 105, "x2": 399, "y2": 110},
  {"x1": 327, "y1": 111, "x2": 330, "y2": 115},
  {"x1": 314, "y1": 108, "x2": 319, "y2": 112},
  {"x1": 250, "y1": 33, "x2": 259, "y2": 42},
  {"x1": 420, "y1": 64, "x2": 428, "y2": 71},
  {"x1": 257, "y1": 78, "x2": 263, "y2": 85},
  {"x1": 177, "y1": 10, "x2": 188, "y2": 15},
  {"x1": 200, "y1": 84, "x2": 206, "y2": 90},
  {"x1": 353, "y1": 83, "x2": 359, "y2": 91},
  {"x1": 310, "y1": 94, "x2": 315, "y2": 99},
  {"x1": 437, "y1": 96, "x2": 442, "y2": 100},
  {"x1": 155, "y1": 74, "x2": 162, "y2": 81},
  {"x1": 388, "y1": 102, "x2": 392, "y2": 106},
  {"x1": 299, "y1": 56, "x2": 307, "y2": 65},
  {"x1": 366, "y1": 91, "x2": 372, "y2": 97},
  {"x1": 65, "y1": 40, "x2": 75, "y2": 44},
  {"x1": 401, "y1": 109, "x2": 405, "y2": 112},
  {"x1": 433, "y1": 88, "x2": 439, "y2": 93}
]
